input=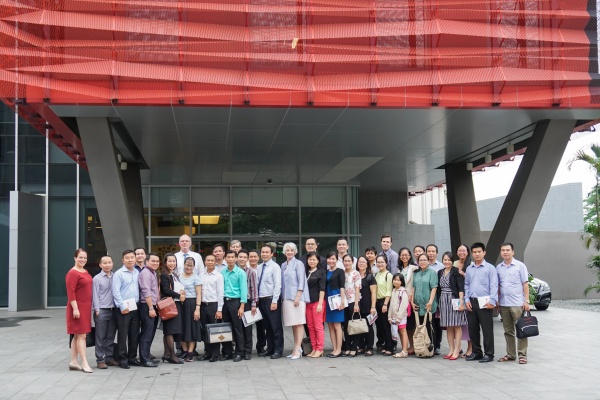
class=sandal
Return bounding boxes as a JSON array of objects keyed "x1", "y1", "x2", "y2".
[
  {"x1": 381, "y1": 350, "x2": 392, "y2": 356},
  {"x1": 393, "y1": 351, "x2": 408, "y2": 358},
  {"x1": 365, "y1": 350, "x2": 373, "y2": 356},
  {"x1": 519, "y1": 357, "x2": 528, "y2": 364},
  {"x1": 498, "y1": 355, "x2": 515, "y2": 362},
  {"x1": 357, "y1": 349, "x2": 365, "y2": 355}
]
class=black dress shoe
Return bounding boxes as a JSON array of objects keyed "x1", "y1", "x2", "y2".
[
  {"x1": 209, "y1": 357, "x2": 218, "y2": 363},
  {"x1": 149, "y1": 354, "x2": 157, "y2": 360},
  {"x1": 466, "y1": 353, "x2": 483, "y2": 361},
  {"x1": 128, "y1": 359, "x2": 141, "y2": 366},
  {"x1": 261, "y1": 351, "x2": 273, "y2": 357},
  {"x1": 434, "y1": 348, "x2": 441, "y2": 356},
  {"x1": 479, "y1": 355, "x2": 494, "y2": 363},
  {"x1": 270, "y1": 353, "x2": 282, "y2": 359},
  {"x1": 243, "y1": 354, "x2": 251, "y2": 360},
  {"x1": 256, "y1": 348, "x2": 266, "y2": 354},
  {"x1": 219, "y1": 354, "x2": 233, "y2": 361},
  {"x1": 233, "y1": 355, "x2": 243, "y2": 362},
  {"x1": 198, "y1": 354, "x2": 211, "y2": 361},
  {"x1": 119, "y1": 364, "x2": 130, "y2": 369},
  {"x1": 141, "y1": 361, "x2": 158, "y2": 367}
]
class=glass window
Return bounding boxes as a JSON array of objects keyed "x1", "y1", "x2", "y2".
[
  {"x1": 299, "y1": 236, "x2": 339, "y2": 258},
  {"x1": 300, "y1": 187, "x2": 345, "y2": 234},
  {"x1": 191, "y1": 188, "x2": 229, "y2": 235},
  {"x1": 150, "y1": 187, "x2": 190, "y2": 237},
  {"x1": 232, "y1": 187, "x2": 298, "y2": 235}
]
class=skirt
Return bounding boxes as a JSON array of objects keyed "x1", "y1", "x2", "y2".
[
  {"x1": 180, "y1": 299, "x2": 202, "y2": 342},
  {"x1": 162, "y1": 301, "x2": 183, "y2": 336},
  {"x1": 440, "y1": 292, "x2": 468, "y2": 327},
  {"x1": 283, "y1": 299, "x2": 306, "y2": 326}
]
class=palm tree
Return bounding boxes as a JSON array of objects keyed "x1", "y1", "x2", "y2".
[
  {"x1": 568, "y1": 144, "x2": 600, "y2": 251},
  {"x1": 568, "y1": 144, "x2": 600, "y2": 296}
]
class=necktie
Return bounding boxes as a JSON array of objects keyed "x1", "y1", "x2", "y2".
[{"x1": 258, "y1": 263, "x2": 266, "y2": 296}]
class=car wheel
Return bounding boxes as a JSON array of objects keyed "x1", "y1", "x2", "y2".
[{"x1": 534, "y1": 303, "x2": 549, "y2": 311}]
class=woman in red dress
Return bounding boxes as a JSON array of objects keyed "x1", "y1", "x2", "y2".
[{"x1": 66, "y1": 248, "x2": 93, "y2": 373}]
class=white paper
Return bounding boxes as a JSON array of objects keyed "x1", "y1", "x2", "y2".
[
  {"x1": 366, "y1": 313, "x2": 378, "y2": 325},
  {"x1": 173, "y1": 281, "x2": 184, "y2": 293},
  {"x1": 122, "y1": 298, "x2": 137, "y2": 311},
  {"x1": 477, "y1": 296, "x2": 491, "y2": 307},
  {"x1": 451, "y1": 299, "x2": 461, "y2": 311},
  {"x1": 242, "y1": 308, "x2": 263, "y2": 327}
]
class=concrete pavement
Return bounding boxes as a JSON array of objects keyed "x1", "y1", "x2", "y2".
[{"x1": 0, "y1": 307, "x2": 597, "y2": 400}]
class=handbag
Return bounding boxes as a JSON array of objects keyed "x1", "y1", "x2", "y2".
[
  {"x1": 347, "y1": 312, "x2": 368, "y2": 335},
  {"x1": 157, "y1": 297, "x2": 178, "y2": 321},
  {"x1": 69, "y1": 327, "x2": 95, "y2": 348},
  {"x1": 515, "y1": 310, "x2": 539, "y2": 338},
  {"x1": 206, "y1": 322, "x2": 233, "y2": 343},
  {"x1": 413, "y1": 312, "x2": 434, "y2": 358}
]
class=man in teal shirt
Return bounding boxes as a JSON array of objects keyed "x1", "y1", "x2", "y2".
[{"x1": 220, "y1": 250, "x2": 248, "y2": 362}]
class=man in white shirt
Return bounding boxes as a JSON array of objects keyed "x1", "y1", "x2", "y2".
[
  {"x1": 198, "y1": 254, "x2": 224, "y2": 362},
  {"x1": 230, "y1": 239, "x2": 242, "y2": 253},
  {"x1": 175, "y1": 234, "x2": 204, "y2": 275},
  {"x1": 257, "y1": 245, "x2": 283, "y2": 359},
  {"x1": 212, "y1": 244, "x2": 227, "y2": 272},
  {"x1": 336, "y1": 238, "x2": 356, "y2": 270}
]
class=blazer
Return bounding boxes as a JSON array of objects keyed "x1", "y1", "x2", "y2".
[
  {"x1": 326, "y1": 268, "x2": 345, "y2": 292},
  {"x1": 436, "y1": 267, "x2": 465, "y2": 301},
  {"x1": 160, "y1": 273, "x2": 182, "y2": 300}
]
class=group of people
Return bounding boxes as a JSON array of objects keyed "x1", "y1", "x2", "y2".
[{"x1": 65, "y1": 234, "x2": 532, "y2": 373}]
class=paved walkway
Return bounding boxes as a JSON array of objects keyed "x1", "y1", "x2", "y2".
[{"x1": 0, "y1": 307, "x2": 597, "y2": 400}]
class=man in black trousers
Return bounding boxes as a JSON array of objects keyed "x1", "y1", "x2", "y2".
[{"x1": 137, "y1": 252, "x2": 160, "y2": 367}]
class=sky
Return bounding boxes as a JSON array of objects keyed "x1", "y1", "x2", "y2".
[{"x1": 472, "y1": 129, "x2": 600, "y2": 201}]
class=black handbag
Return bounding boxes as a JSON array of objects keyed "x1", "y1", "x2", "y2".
[
  {"x1": 515, "y1": 310, "x2": 539, "y2": 338},
  {"x1": 69, "y1": 327, "x2": 95, "y2": 348}
]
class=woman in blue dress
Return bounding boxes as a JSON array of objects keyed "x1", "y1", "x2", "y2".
[{"x1": 325, "y1": 251, "x2": 345, "y2": 358}]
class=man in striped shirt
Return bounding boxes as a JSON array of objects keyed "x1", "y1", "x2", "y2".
[{"x1": 237, "y1": 249, "x2": 258, "y2": 360}]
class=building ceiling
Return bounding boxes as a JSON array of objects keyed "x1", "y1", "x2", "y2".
[{"x1": 50, "y1": 105, "x2": 600, "y2": 191}]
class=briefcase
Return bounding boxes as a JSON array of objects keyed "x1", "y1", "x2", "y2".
[
  {"x1": 206, "y1": 322, "x2": 233, "y2": 343},
  {"x1": 515, "y1": 311, "x2": 539, "y2": 339}
]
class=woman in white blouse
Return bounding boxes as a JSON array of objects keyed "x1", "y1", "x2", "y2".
[{"x1": 341, "y1": 254, "x2": 361, "y2": 357}]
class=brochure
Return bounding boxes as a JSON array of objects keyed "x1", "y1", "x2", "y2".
[
  {"x1": 122, "y1": 298, "x2": 137, "y2": 311},
  {"x1": 366, "y1": 313, "x2": 378, "y2": 325}
]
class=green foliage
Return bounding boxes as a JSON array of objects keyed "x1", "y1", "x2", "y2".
[
  {"x1": 568, "y1": 144, "x2": 600, "y2": 295},
  {"x1": 583, "y1": 255, "x2": 600, "y2": 296},
  {"x1": 527, "y1": 275, "x2": 537, "y2": 305}
]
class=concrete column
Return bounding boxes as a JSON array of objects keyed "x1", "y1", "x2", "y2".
[
  {"x1": 121, "y1": 164, "x2": 145, "y2": 247},
  {"x1": 9, "y1": 191, "x2": 45, "y2": 311},
  {"x1": 445, "y1": 163, "x2": 481, "y2": 253},
  {"x1": 486, "y1": 119, "x2": 575, "y2": 263},
  {"x1": 77, "y1": 118, "x2": 136, "y2": 258}
]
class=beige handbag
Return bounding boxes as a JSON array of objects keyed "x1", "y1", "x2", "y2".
[{"x1": 347, "y1": 312, "x2": 368, "y2": 335}]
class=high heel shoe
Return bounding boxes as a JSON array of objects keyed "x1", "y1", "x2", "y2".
[
  {"x1": 290, "y1": 348, "x2": 303, "y2": 360},
  {"x1": 81, "y1": 365, "x2": 93, "y2": 373},
  {"x1": 161, "y1": 356, "x2": 170, "y2": 363},
  {"x1": 310, "y1": 351, "x2": 323, "y2": 358}
]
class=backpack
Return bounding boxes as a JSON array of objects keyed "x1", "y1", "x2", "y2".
[{"x1": 413, "y1": 311, "x2": 434, "y2": 358}]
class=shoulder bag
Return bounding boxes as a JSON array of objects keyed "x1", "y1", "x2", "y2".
[
  {"x1": 157, "y1": 296, "x2": 178, "y2": 320},
  {"x1": 347, "y1": 311, "x2": 368, "y2": 335}
]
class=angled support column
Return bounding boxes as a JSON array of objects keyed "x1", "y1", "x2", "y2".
[
  {"x1": 486, "y1": 119, "x2": 576, "y2": 263},
  {"x1": 445, "y1": 163, "x2": 481, "y2": 253},
  {"x1": 77, "y1": 118, "x2": 137, "y2": 258},
  {"x1": 121, "y1": 164, "x2": 146, "y2": 247}
]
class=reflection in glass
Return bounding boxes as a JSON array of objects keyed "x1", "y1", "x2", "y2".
[{"x1": 150, "y1": 187, "x2": 190, "y2": 236}]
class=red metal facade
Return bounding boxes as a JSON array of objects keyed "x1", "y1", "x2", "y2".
[{"x1": 0, "y1": 0, "x2": 597, "y2": 108}]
